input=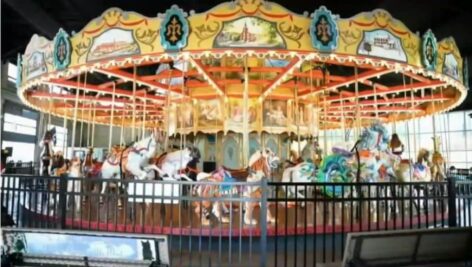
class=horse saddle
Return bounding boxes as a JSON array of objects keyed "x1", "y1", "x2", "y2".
[
  {"x1": 154, "y1": 152, "x2": 168, "y2": 168},
  {"x1": 222, "y1": 166, "x2": 248, "y2": 181}
]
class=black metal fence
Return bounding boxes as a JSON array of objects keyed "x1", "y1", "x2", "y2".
[{"x1": 1, "y1": 174, "x2": 471, "y2": 267}]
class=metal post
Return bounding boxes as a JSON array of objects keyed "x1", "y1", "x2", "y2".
[
  {"x1": 57, "y1": 174, "x2": 68, "y2": 229},
  {"x1": 447, "y1": 177, "x2": 457, "y2": 227},
  {"x1": 259, "y1": 178, "x2": 268, "y2": 267}
]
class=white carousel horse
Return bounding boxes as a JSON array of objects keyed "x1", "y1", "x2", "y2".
[
  {"x1": 289, "y1": 140, "x2": 308, "y2": 161},
  {"x1": 100, "y1": 131, "x2": 163, "y2": 200},
  {"x1": 281, "y1": 161, "x2": 317, "y2": 199},
  {"x1": 67, "y1": 157, "x2": 82, "y2": 214},
  {"x1": 155, "y1": 146, "x2": 201, "y2": 181}
]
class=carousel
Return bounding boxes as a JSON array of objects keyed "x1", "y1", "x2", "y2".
[{"x1": 16, "y1": 0, "x2": 467, "y2": 230}]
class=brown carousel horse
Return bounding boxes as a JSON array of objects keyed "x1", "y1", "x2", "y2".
[
  {"x1": 82, "y1": 147, "x2": 102, "y2": 193},
  {"x1": 430, "y1": 137, "x2": 446, "y2": 182},
  {"x1": 194, "y1": 148, "x2": 280, "y2": 225}
]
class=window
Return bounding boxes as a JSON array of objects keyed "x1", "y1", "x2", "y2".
[
  {"x1": 7, "y1": 63, "x2": 17, "y2": 83},
  {"x1": 318, "y1": 109, "x2": 472, "y2": 170},
  {"x1": 2, "y1": 141, "x2": 35, "y2": 162},
  {"x1": 3, "y1": 113, "x2": 37, "y2": 136}
]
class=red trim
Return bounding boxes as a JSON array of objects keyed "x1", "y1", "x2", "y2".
[{"x1": 63, "y1": 212, "x2": 447, "y2": 237}]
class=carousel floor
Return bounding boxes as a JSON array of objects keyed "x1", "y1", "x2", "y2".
[{"x1": 62, "y1": 192, "x2": 448, "y2": 236}]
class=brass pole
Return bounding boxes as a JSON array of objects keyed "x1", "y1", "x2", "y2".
[{"x1": 108, "y1": 83, "x2": 116, "y2": 151}]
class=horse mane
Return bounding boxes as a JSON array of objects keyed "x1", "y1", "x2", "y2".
[{"x1": 249, "y1": 156, "x2": 270, "y2": 177}]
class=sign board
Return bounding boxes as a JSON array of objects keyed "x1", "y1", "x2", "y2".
[{"x1": 2, "y1": 228, "x2": 169, "y2": 266}]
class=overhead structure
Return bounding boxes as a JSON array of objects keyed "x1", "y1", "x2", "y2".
[{"x1": 16, "y1": 0, "x2": 468, "y2": 136}]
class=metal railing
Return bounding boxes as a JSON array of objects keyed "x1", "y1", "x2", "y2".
[{"x1": 1, "y1": 174, "x2": 471, "y2": 267}]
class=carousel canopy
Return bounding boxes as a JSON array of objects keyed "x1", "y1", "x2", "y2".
[{"x1": 16, "y1": 0, "x2": 468, "y2": 135}]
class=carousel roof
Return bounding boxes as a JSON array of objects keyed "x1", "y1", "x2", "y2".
[{"x1": 14, "y1": 0, "x2": 469, "y2": 134}]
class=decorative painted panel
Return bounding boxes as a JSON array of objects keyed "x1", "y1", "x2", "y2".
[{"x1": 310, "y1": 6, "x2": 339, "y2": 52}]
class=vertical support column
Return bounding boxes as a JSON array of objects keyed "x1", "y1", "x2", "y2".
[
  {"x1": 164, "y1": 82, "x2": 171, "y2": 152},
  {"x1": 431, "y1": 88, "x2": 437, "y2": 153},
  {"x1": 142, "y1": 92, "x2": 147, "y2": 139},
  {"x1": 323, "y1": 91, "x2": 328, "y2": 157},
  {"x1": 259, "y1": 178, "x2": 268, "y2": 267},
  {"x1": 447, "y1": 177, "x2": 457, "y2": 227},
  {"x1": 79, "y1": 89, "x2": 85, "y2": 148},
  {"x1": 108, "y1": 83, "x2": 116, "y2": 151},
  {"x1": 86, "y1": 99, "x2": 92, "y2": 148},
  {"x1": 91, "y1": 101, "x2": 96, "y2": 147},
  {"x1": 354, "y1": 66, "x2": 360, "y2": 138},
  {"x1": 57, "y1": 173, "x2": 68, "y2": 229},
  {"x1": 242, "y1": 56, "x2": 249, "y2": 167},
  {"x1": 132, "y1": 65, "x2": 137, "y2": 141},
  {"x1": 71, "y1": 75, "x2": 81, "y2": 154},
  {"x1": 61, "y1": 88, "x2": 68, "y2": 156},
  {"x1": 295, "y1": 78, "x2": 301, "y2": 157}
]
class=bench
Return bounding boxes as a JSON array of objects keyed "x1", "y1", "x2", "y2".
[{"x1": 342, "y1": 227, "x2": 472, "y2": 267}]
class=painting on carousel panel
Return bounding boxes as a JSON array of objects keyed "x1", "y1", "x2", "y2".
[
  {"x1": 178, "y1": 102, "x2": 194, "y2": 128},
  {"x1": 290, "y1": 103, "x2": 311, "y2": 126},
  {"x1": 25, "y1": 52, "x2": 48, "y2": 80},
  {"x1": 87, "y1": 28, "x2": 140, "y2": 62},
  {"x1": 263, "y1": 100, "x2": 287, "y2": 127},
  {"x1": 227, "y1": 98, "x2": 258, "y2": 128},
  {"x1": 223, "y1": 137, "x2": 240, "y2": 169},
  {"x1": 197, "y1": 99, "x2": 223, "y2": 127},
  {"x1": 357, "y1": 29, "x2": 407, "y2": 62},
  {"x1": 443, "y1": 53, "x2": 459, "y2": 80},
  {"x1": 214, "y1": 17, "x2": 285, "y2": 48}
]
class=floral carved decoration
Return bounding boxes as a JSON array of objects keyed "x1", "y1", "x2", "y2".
[
  {"x1": 339, "y1": 29, "x2": 361, "y2": 52},
  {"x1": 278, "y1": 22, "x2": 304, "y2": 48},
  {"x1": 74, "y1": 38, "x2": 91, "y2": 62},
  {"x1": 194, "y1": 22, "x2": 221, "y2": 46},
  {"x1": 136, "y1": 28, "x2": 158, "y2": 50}
]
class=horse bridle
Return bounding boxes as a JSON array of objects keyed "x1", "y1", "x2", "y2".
[{"x1": 130, "y1": 137, "x2": 153, "y2": 155}]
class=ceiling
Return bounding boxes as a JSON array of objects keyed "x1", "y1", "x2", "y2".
[{"x1": 2, "y1": 0, "x2": 472, "y2": 110}]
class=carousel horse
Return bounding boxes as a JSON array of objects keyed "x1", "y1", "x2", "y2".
[
  {"x1": 316, "y1": 147, "x2": 354, "y2": 197},
  {"x1": 395, "y1": 148, "x2": 432, "y2": 183},
  {"x1": 82, "y1": 147, "x2": 102, "y2": 193},
  {"x1": 281, "y1": 161, "x2": 317, "y2": 199},
  {"x1": 430, "y1": 137, "x2": 446, "y2": 182},
  {"x1": 243, "y1": 149, "x2": 280, "y2": 225},
  {"x1": 100, "y1": 131, "x2": 163, "y2": 201},
  {"x1": 194, "y1": 167, "x2": 238, "y2": 225},
  {"x1": 40, "y1": 127, "x2": 56, "y2": 176},
  {"x1": 51, "y1": 151, "x2": 66, "y2": 176},
  {"x1": 153, "y1": 146, "x2": 201, "y2": 181},
  {"x1": 193, "y1": 149, "x2": 279, "y2": 225},
  {"x1": 67, "y1": 157, "x2": 82, "y2": 214},
  {"x1": 289, "y1": 140, "x2": 308, "y2": 161}
]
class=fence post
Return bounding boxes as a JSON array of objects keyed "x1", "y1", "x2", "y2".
[
  {"x1": 259, "y1": 179, "x2": 268, "y2": 267},
  {"x1": 57, "y1": 174, "x2": 68, "y2": 229},
  {"x1": 447, "y1": 177, "x2": 457, "y2": 227}
]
